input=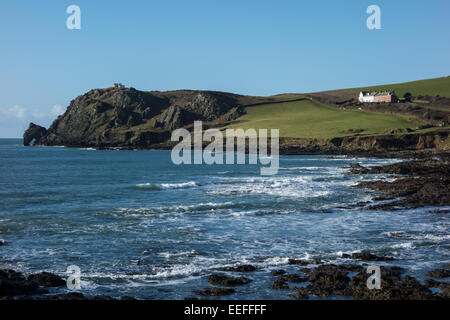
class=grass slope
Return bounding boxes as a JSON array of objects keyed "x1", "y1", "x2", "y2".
[
  {"x1": 224, "y1": 99, "x2": 425, "y2": 139},
  {"x1": 351, "y1": 76, "x2": 450, "y2": 98}
]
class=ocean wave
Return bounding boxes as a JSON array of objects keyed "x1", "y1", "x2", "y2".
[
  {"x1": 135, "y1": 181, "x2": 197, "y2": 190},
  {"x1": 382, "y1": 231, "x2": 450, "y2": 241}
]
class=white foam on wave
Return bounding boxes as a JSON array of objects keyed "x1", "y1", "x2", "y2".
[
  {"x1": 391, "y1": 242, "x2": 415, "y2": 249},
  {"x1": 158, "y1": 250, "x2": 202, "y2": 259},
  {"x1": 382, "y1": 231, "x2": 450, "y2": 241},
  {"x1": 135, "y1": 181, "x2": 197, "y2": 190},
  {"x1": 79, "y1": 147, "x2": 96, "y2": 151},
  {"x1": 208, "y1": 175, "x2": 334, "y2": 198},
  {"x1": 115, "y1": 201, "x2": 246, "y2": 217}
]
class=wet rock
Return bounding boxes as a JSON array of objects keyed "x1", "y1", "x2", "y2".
[
  {"x1": 305, "y1": 265, "x2": 351, "y2": 296},
  {"x1": 272, "y1": 277, "x2": 290, "y2": 290},
  {"x1": 348, "y1": 268, "x2": 434, "y2": 300},
  {"x1": 0, "y1": 239, "x2": 5, "y2": 246},
  {"x1": 300, "y1": 268, "x2": 311, "y2": 274},
  {"x1": 194, "y1": 287, "x2": 235, "y2": 296},
  {"x1": 288, "y1": 259, "x2": 309, "y2": 266},
  {"x1": 272, "y1": 274, "x2": 308, "y2": 290},
  {"x1": 352, "y1": 158, "x2": 450, "y2": 210},
  {"x1": 428, "y1": 269, "x2": 450, "y2": 278},
  {"x1": 424, "y1": 278, "x2": 443, "y2": 288},
  {"x1": 0, "y1": 269, "x2": 40, "y2": 297},
  {"x1": 207, "y1": 274, "x2": 251, "y2": 287},
  {"x1": 341, "y1": 264, "x2": 365, "y2": 272},
  {"x1": 219, "y1": 265, "x2": 256, "y2": 272},
  {"x1": 270, "y1": 269, "x2": 286, "y2": 276},
  {"x1": 291, "y1": 290, "x2": 309, "y2": 300},
  {"x1": 292, "y1": 264, "x2": 434, "y2": 300},
  {"x1": 341, "y1": 253, "x2": 351, "y2": 259},
  {"x1": 28, "y1": 272, "x2": 66, "y2": 287},
  {"x1": 351, "y1": 252, "x2": 394, "y2": 261}
]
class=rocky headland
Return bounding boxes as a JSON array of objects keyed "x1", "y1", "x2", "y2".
[{"x1": 23, "y1": 86, "x2": 450, "y2": 156}]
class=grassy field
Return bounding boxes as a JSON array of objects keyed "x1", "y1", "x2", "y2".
[
  {"x1": 351, "y1": 76, "x2": 450, "y2": 98},
  {"x1": 224, "y1": 99, "x2": 425, "y2": 139}
]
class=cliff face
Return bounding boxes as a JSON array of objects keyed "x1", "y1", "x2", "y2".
[{"x1": 24, "y1": 87, "x2": 244, "y2": 148}]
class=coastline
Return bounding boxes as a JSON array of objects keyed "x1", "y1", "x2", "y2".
[{"x1": 1, "y1": 146, "x2": 449, "y2": 300}]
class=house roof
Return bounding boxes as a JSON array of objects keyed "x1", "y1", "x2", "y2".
[{"x1": 360, "y1": 91, "x2": 395, "y2": 97}]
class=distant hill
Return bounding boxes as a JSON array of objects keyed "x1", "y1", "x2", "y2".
[
  {"x1": 350, "y1": 76, "x2": 450, "y2": 98},
  {"x1": 24, "y1": 77, "x2": 450, "y2": 152}
]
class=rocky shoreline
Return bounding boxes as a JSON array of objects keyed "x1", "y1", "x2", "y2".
[
  {"x1": 349, "y1": 152, "x2": 450, "y2": 210},
  {"x1": 2, "y1": 254, "x2": 449, "y2": 300}
]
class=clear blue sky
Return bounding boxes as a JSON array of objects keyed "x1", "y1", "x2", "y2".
[{"x1": 1, "y1": 0, "x2": 449, "y2": 137}]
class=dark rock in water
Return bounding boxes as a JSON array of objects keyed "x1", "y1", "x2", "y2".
[
  {"x1": 0, "y1": 239, "x2": 5, "y2": 246},
  {"x1": 207, "y1": 274, "x2": 251, "y2": 287},
  {"x1": 23, "y1": 123, "x2": 47, "y2": 146},
  {"x1": 272, "y1": 274, "x2": 308, "y2": 290},
  {"x1": 194, "y1": 287, "x2": 235, "y2": 296},
  {"x1": 306, "y1": 265, "x2": 351, "y2": 296},
  {"x1": 288, "y1": 259, "x2": 309, "y2": 266},
  {"x1": 0, "y1": 269, "x2": 40, "y2": 297},
  {"x1": 347, "y1": 268, "x2": 433, "y2": 300},
  {"x1": 352, "y1": 157, "x2": 450, "y2": 210},
  {"x1": 291, "y1": 290, "x2": 309, "y2": 300},
  {"x1": 428, "y1": 269, "x2": 450, "y2": 278},
  {"x1": 424, "y1": 278, "x2": 443, "y2": 288},
  {"x1": 219, "y1": 264, "x2": 256, "y2": 272},
  {"x1": 0, "y1": 268, "x2": 118, "y2": 300},
  {"x1": 300, "y1": 268, "x2": 311, "y2": 274},
  {"x1": 292, "y1": 264, "x2": 434, "y2": 300},
  {"x1": 281, "y1": 274, "x2": 308, "y2": 283},
  {"x1": 28, "y1": 272, "x2": 66, "y2": 287},
  {"x1": 341, "y1": 253, "x2": 351, "y2": 259},
  {"x1": 0, "y1": 269, "x2": 26, "y2": 281},
  {"x1": 351, "y1": 252, "x2": 394, "y2": 261},
  {"x1": 272, "y1": 277, "x2": 290, "y2": 290},
  {"x1": 425, "y1": 279, "x2": 450, "y2": 299},
  {"x1": 270, "y1": 269, "x2": 286, "y2": 276}
]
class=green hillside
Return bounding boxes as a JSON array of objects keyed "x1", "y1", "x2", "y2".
[
  {"x1": 224, "y1": 98, "x2": 425, "y2": 139},
  {"x1": 351, "y1": 76, "x2": 450, "y2": 97}
]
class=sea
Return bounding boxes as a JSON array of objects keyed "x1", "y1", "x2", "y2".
[{"x1": 0, "y1": 138, "x2": 448, "y2": 299}]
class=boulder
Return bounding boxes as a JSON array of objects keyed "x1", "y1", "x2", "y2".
[
  {"x1": 28, "y1": 272, "x2": 66, "y2": 287},
  {"x1": 194, "y1": 287, "x2": 235, "y2": 296},
  {"x1": 207, "y1": 274, "x2": 251, "y2": 287}
]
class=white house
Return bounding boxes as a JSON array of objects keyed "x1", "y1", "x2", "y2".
[
  {"x1": 359, "y1": 91, "x2": 397, "y2": 103},
  {"x1": 359, "y1": 92, "x2": 374, "y2": 103}
]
